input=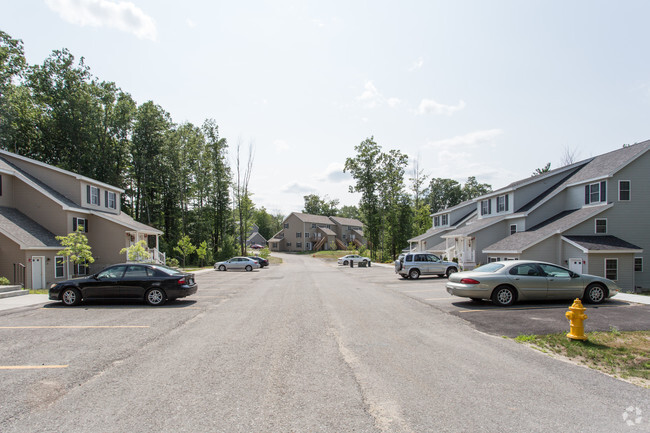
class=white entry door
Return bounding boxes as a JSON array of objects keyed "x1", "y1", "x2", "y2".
[
  {"x1": 31, "y1": 256, "x2": 45, "y2": 290},
  {"x1": 569, "y1": 258, "x2": 583, "y2": 274}
]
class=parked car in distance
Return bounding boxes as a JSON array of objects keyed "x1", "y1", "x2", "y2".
[
  {"x1": 251, "y1": 244, "x2": 264, "y2": 250},
  {"x1": 395, "y1": 252, "x2": 458, "y2": 279},
  {"x1": 446, "y1": 260, "x2": 620, "y2": 306},
  {"x1": 248, "y1": 256, "x2": 269, "y2": 268},
  {"x1": 214, "y1": 257, "x2": 260, "y2": 271},
  {"x1": 338, "y1": 254, "x2": 371, "y2": 266},
  {"x1": 49, "y1": 263, "x2": 197, "y2": 307}
]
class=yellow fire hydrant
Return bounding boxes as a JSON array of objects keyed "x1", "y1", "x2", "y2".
[{"x1": 565, "y1": 298, "x2": 588, "y2": 341}]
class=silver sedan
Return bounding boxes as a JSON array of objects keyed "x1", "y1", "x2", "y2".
[
  {"x1": 214, "y1": 257, "x2": 260, "y2": 272},
  {"x1": 446, "y1": 260, "x2": 620, "y2": 306},
  {"x1": 337, "y1": 254, "x2": 371, "y2": 266}
]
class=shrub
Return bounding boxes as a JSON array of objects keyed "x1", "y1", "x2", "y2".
[
  {"x1": 166, "y1": 257, "x2": 180, "y2": 268},
  {"x1": 0, "y1": 276, "x2": 10, "y2": 285}
]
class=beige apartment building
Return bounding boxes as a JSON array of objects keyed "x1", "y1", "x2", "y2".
[
  {"x1": 0, "y1": 149, "x2": 163, "y2": 290},
  {"x1": 268, "y1": 212, "x2": 366, "y2": 252}
]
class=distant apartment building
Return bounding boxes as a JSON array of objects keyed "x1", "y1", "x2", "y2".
[{"x1": 268, "y1": 212, "x2": 366, "y2": 252}]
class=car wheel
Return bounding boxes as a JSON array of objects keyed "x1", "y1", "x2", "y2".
[
  {"x1": 343, "y1": 260, "x2": 349, "y2": 265},
  {"x1": 492, "y1": 285, "x2": 516, "y2": 306},
  {"x1": 362, "y1": 260, "x2": 368, "y2": 265},
  {"x1": 409, "y1": 269, "x2": 420, "y2": 280},
  {"x1": 245, "y1": 265, "x2": 253, "y2": 272},
  {"x1": 401, "y1": 275, "x2": 409, "y2": 279},
  {"x1": 446, "y1": 267, "x2": 458, "y2": 278},
  {"x1": 145, "y1": 288, "x2": 166, "y2": 306},
  {"x1": 61, "y1": 288, "x2": 81, "y2": 306},
  {"x1": 583, "y1": 284, "x2": 606, "y2": 304},
  {"x1": 219, "y1": 265, "x2": 226, "y2": 271}
]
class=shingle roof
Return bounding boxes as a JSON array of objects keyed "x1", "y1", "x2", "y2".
[
  {"x1": 318, "y1": 227, "x2": 337, "y2": 236},
  {"x1": 408, "y1": 226, "x2": 448, "y2": 242},
  {"x1": 483, "y1": 205, "x2": 610, "y2": 253},
  {"x1": 563, "y1": 235, "x2": 642, "y2": 252},
  {"x1": 442, "y1": 215, "x2": 506, "y2": 237},
  {"x1": 93, "y1": 211, "x2": 163, "y2": 234},
  {"x1": 565, "y1": 140, "x2": 650, "y2": 185},
  {"x1": 329, "y1": 216, "x2": 364, "y2": 227},
  {"x1": 290, "y1": 212, "x2": 334, "y2": 225},
  {"x1": 0, "y1": 206, "x2": 60, "y2": 249}
]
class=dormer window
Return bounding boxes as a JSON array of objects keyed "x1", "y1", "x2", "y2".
[
  {"x1": 497, "y1": 195, "x2": 509, "y2": 213},
  {"x1": 481, "y1": 199, "x2": 491, "y2": 216},
  {"x1": 87, "y1": 185, "x2": 100, "y2": 206},
  {"x1": 433, "y1": 216, "x2": 440, "y2": 227},
  {"x1": 105, "y1": 191, "x2": 117, "y2": 209},
  {"x1": 584, "y1": 181, "x2": 606, "y2": 204},
  {"x1": 441, "y1": 214, "x2": 448, "y2": 225}
]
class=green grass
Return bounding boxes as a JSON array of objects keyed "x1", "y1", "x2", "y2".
[
  {"x1": 29, "y1": 289, "x2": 48, "y2": 294},
  {"x1": 515, "y1": 331, "x2": 650, "y2": 387}
]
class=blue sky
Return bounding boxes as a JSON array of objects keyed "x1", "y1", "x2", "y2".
[{"x1": 3, "y1": 1, "x2": 650, "y2": 216}]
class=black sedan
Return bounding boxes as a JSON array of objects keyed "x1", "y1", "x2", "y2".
[
  {"x1": 49, "y1": 263, "x2": 198, "y2": 306},
  {"x1": 248, "y1": 256, "x2": 269, "y2": 268}
]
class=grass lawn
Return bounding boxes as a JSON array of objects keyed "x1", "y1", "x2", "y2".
[
  {"x1": 515, "y1": 330, "x2": 650, "y2": 388},
  {"x1": 29, "y1": 289, "x2": 48, "y2": 294}
]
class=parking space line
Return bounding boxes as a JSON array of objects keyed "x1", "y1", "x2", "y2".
[
  {"x1": 0, "y1": 326, "x2": 150, "y2": 329},
  {"x1": 457, "y1": 305, "x2": 622, "y2": 314},
  {"x1": 402, "y1": 289, "x2": 440, "y2": 293},
  {"x1": 0, "y1": 365, "x2": 69, "y2": 370}
]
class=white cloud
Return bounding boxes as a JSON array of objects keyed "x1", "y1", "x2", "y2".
[
  {"x1": 274, "y1": 139, "x2": 290, "y2": 152},
  {"x1": 356, "y1": 81, "x2": 400, "y2": 109},
  {"x1": 416, "y1": 98, "x2": 466, "y2": 115},
  {"x1": 282, "y1": 182, "x2": 316, "y2": 194},
  {"x1": 424, "y1": 129, "x2": 504, "y2": 149},
  {"x1": 45, "y1": 0, "x2": 157, "y2": 41},
  {"x1": 409, "y1": 56, "x2": 424, "y2": 71}
]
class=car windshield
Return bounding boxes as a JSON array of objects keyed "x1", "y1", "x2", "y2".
[
  {"x1": 150, "y1": 265, "x2": 184, "y2": 276},
  {"x1": 473, "y1": 263, "x2": 505, "y2": 273}
]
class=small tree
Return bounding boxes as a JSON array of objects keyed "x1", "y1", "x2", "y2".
[
  {"x1": 56, "y1": 229, "x2": 95, "y2": 277},
  {"x1": 174, "y1": 235, "x2": 196, "y2": 268},
  {"x1": 259, "y1": 247, "x2": 270, "y2": 259},
  {"x1": 196, "y1": 241, "x2": 208, "y2": 267},
  {"x1": 120, "y1": 240, "x2": 150, "y2": 262}
]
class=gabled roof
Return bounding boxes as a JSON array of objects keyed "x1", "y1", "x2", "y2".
[
  {"x1": 562, "y1": 235, "x2": 642, "y2": 253},
  {"x1": 92, "y1": 211, "x2": 163, "y2": 235},
  {"x1": 289, "y1": 212, "x2": 334, "y2": 225},
  {"x1": 329, "y1": 216, "x2": 364, "y2": 227},
  {"x1": 318, "y1": 227, "x2": 337, "y2": 236},
  {"x1": 565, "y1": 140, "x2": 650, "y2": 185},
  {"x1": 0, "y1": 206, "x2": 61, "y2": 249},
  {"x1": 442, "y1": 214, "x2": 507, "y2": 238},
  {"x1": 430, "y1": 199, "x2": 475, "y2": 217},
  {"x1": 483, "y1": 204, "x2": 611, "y2": 253},
  {"x1": 409, "y1": 226, "x2": 448, "y2": 243}
]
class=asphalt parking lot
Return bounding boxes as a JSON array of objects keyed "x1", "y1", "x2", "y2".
[{"x1": 344, "y1": 263, "x2": 650, "y2": 338}]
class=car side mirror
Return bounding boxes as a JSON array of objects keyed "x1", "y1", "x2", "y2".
[{"x1": 570, "y1": 271, "x2": 578, "y2": 278}]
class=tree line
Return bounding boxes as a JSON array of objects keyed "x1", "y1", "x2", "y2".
[{"x1": 0, "y1": 30, "x2": 283, "y2": 265}]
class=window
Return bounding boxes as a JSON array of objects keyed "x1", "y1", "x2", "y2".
[
  {"x1": 87, "y1": 185, "x2": 100, "y2": 205},
  {"x1": 124, "y1": 265, "x2": 148, "y2": 278},
  {"x1": 509, "y1": 264, "x2": 541, "y2": 276},
  {"x1": 595, "y1": 218, "x2": 607, "y2": 234},
  {"x1": 284, "y1": 223, "x2": 289, "y2": 229},
  {"x1": 75, "y1": 260, "x2": 90, "y2": 276},
  {"x1": 286, "y1": 242, "x2": 291, "y2": 247},
  {"x1": 55, "y1": 256, "x2": 65, "y2": 278},
  {"x1": 635, "y1": 257, "x2": 643, "y2": 272},
  {"x1": 305, "y1": 232, "x2": 309, "y2": 238},
  {"x1": 510, "y1": 224, "x2": 517, "y2": 235},
  {"x1": 538, "y1": 263, "x2": 570, "y2": 278},
  {"x1": 312, "y1": 224, "x2": 316, "y2": 228},
  {"x1": 105, "y1": 191, "x2": 117, "y2": 209},
  {"x1": 481, "y1": 199, "x2": 491, "y2": 216},
  {"x1": 73, "y1": 217, "x2": 88, "y2": 233},
  {"x1": 488, "y1": 257, "x2": 500, "y2": 263},
  {"x1": 605, "y1": 259, "x2": 618, "y2": 280},
  {"x1": 441, "y1": 214, "x2": 448, "y2": 225},
  {"x1": 584, "y1": 181, "x2": 607, "y2": 204},
  {"x1": 433, "y1": 216, "x2": 440, "y2": 227},
  {"x1": 296, "y1": 232, "x2": 302, "y2": 238},
  {"x1": 497, "y1": 195, "x2": 509, "y2": 213},
  {"x1": 296, "y1": 242, "x2": 302, "y2": 248},
  {"x1": 619, "y1": 181, "x2": 631, "y2": 201}
]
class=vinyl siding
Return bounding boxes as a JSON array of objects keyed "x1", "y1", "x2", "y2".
[
  {"x1": 520, "y1": 235, "x2": 559, "y2": 263},
  {"x1": 13, "y1": 178, "x2": 68, "y2": 236},
  {"x1": 474, "y1": 221, "x2": 509, "y2": 265},
  {"x1": 0, "y1": 174, "x2": 13, "y2": 206}
]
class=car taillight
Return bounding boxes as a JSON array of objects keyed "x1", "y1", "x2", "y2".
[
  {"x1": 460, "y1": 278, "x2": 480, "y2": 284},
  {"x1": 177, "y1": 277, "x2": 186, "y2": 285}
]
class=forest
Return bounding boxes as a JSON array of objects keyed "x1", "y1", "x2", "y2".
[{"x1": 0, "y1": 30, "x2": 493, "y2": 264}]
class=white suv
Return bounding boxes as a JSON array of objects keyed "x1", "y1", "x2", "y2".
[{"x1": 395, "y1": 252, "x2": 458, "y2": 279}]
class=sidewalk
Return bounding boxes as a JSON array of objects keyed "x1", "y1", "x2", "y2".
[{"x1": 0, "y1": 293, "x2": 50, "y2": 312}]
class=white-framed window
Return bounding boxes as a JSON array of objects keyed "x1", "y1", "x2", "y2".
[
  {"x1": 305, "y1": 232, "x2": 309, "y2": 238},
  {"x1": 106, "y1": 191, "x2": 117, "y2": 209},
  {"x1": 510, "y1": 224, "x2": 517, "y2": 235},
  {"x1": 284, "y1": 223, "x2": 289, "y2": 229},
  {"x1": 481, "y1": 199, "x2": 491, "y2": 216},
  {"x1": 605, "y1": 258, "x2": 618, "y2": 280},
  {"x1": 296, "y1": 232, "x2": 302, "y2": 238},
  {"x1": 296, "y1": 242, "x2": 302, "y2": 248},
  {"x1": 585, "y1": 181, "x2": 607, "y2": 204},
  {"x1": 73, "y1": 217, "x2": 88, "y2": 233},
  {"x1": 497, "y1": 195, "x2": 509, "y2": 213},
  {"x1": 343, "y1": 234, "x2": 347, "y2": 239},
  {"x1": 635, "y1": 257, "x2": 643, "y2": 272},
  {"x1": 595, "y1": 218, "x2": 607, "y2": 234},
  {"x1": 441, "y1": 214, "x2": 448, "y2": 225},
  {"x1": 55, "y1": 256, "x2": 65, "y2": 278},
  {"x1": 75, "y1": 260, "x2": 89, "y2": 276},
  {"x1": 618, "y1": 180, "x2": 631, "y2": 201},
  {"x1": 87, "y1": 185, "x2": 100, "y2": 205},
  {"x1": 433, "y1": 216, "x2": 440, "y2": 227},
  {"x1": 488, "y1": 257, "x2": 500, "y2": 262}
]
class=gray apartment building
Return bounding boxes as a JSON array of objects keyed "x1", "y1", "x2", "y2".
[{"x1": 269, "y1": 212, "x2": 365, "y2": 252}]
